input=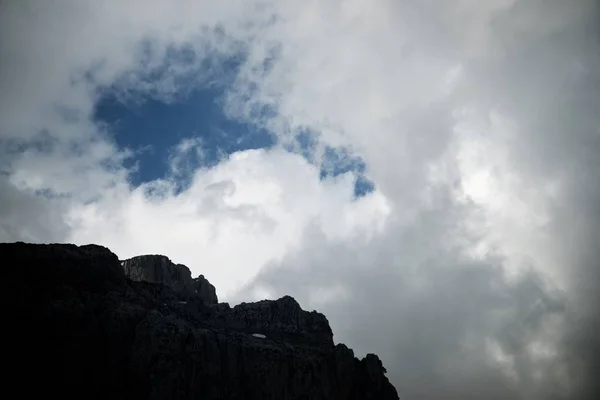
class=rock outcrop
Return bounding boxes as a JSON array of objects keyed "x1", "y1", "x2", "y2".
[
  {"x1": 227, "y1": 296, "x2": 334, "y2": 348},
  {"x1": 121, "y1": 255, "x2": 218, "y2": 305},
  {"x1": 191, "y1": 274, "x2": 218, "y2": 305},
  {"x1": 3, "y1": 242, "x2": 399, "y2": 400}
]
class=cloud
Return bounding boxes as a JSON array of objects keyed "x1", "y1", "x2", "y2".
[
  {"x1": 1, "y1": 0, "x2": 599, "y2": 398},
  {"x1": 223, "y1": 0, "x2": 600, "y2": 398},
  {"x1": 231, "y1": 194, "x2": 572, "y2": 399},
  {"x1": 65, "y1": 145, "x2": 389, "y2": 297},
  {"x1": 0, "y1": 175, "x2": 71, "y2": 242}
]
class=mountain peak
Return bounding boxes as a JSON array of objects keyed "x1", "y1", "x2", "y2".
[{"x1": 3, "y1": 242, "x2": 399, "y2": 400}]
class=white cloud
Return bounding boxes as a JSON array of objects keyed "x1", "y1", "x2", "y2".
[
  {"x1": 65, "y1": 145, "x2": 389, "y2": 297},
  {"x1": 1, "y1": 0, "x2": 599, "y2": 398}
]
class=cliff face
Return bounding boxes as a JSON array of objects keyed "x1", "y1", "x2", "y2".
[
  {"x1": 121, "y1": 255, "x2": 218, "y2": 305},
  {"x1": 3, "y1": 242, "x2": 399, "y2": 400}
]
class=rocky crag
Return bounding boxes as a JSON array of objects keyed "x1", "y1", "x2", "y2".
[
  {"x1": 3, "y1": 242, "x2": 399, "y2": 400},
  {"x1": 122, "y1": 255, "x2": 218, "y2": 305}
]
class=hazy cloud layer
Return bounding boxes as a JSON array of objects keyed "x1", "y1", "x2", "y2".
[{"x1": 1, "y1": 1, "x2": 599, "y2": 398}]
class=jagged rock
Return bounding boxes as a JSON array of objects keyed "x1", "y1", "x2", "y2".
[
  {"x1": 121, "y1": 254, "x2": 218, "y2": 305},
  {"x1": 191, "y1": 274, "x2": 218, "y2": 305},
  {"x1": 121, "y1": 255, "x2": 191, "y2": 291},
  {"x1": 3, "y1": 242, "x2": 399, "y2": 400},
  {"x1": 227, "y1": 295, "x2": 334, "y2": 348}
]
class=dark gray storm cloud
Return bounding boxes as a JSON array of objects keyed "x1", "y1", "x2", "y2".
[
  {"x1": 229, "y1": 1, "x2": 600, "y2": 399},
  {"x1": 232, "y1": 192, "x2": 578, "y2": 399}
]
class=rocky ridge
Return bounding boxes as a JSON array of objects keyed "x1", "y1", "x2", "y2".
[{"x1": 3, "y1": 242, "x2": 399, "y2": 400}]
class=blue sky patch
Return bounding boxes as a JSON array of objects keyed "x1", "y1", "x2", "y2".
[
  {"x1": 94, "y1": 87, "x2": 274, "y2": 186},
  {"x1": 94, "y1": 82, "x2": 374, "y2": 198},
  {"x1": 286, "y1": 130, "x2": 374, "y2": 197},
  {"x1": 319, "y1": 146, "x2": 375, "y2": 198}
]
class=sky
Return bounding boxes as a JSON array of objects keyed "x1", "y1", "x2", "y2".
[{"x1": 1, "y1": 1, "x2": 599, "y2": 398}]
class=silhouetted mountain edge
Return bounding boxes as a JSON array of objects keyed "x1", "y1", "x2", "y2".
[{"x1": 3, "y1": 242, "x2": 399, "y2": 400}]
